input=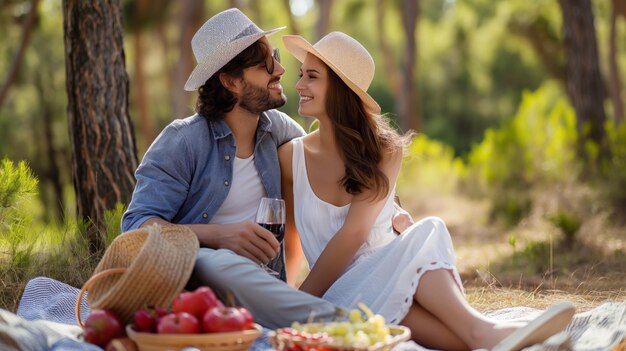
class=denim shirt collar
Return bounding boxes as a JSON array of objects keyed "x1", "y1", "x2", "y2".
[{"x1": 206, "y1": 112, "x2": 273, "y2": 140}]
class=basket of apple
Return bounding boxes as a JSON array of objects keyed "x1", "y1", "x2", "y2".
[
  {"x1": 268, "y1": 304, "x2": 410, "y2": 351},
  {"x1": 81, "y1": 286, "x2": 261, "y2": 351}
]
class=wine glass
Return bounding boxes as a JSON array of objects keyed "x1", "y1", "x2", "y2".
[{"x1": 255, "y1": 197, "x2": 286, "y2": 277}]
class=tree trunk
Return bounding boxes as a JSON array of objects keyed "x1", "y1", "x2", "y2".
[
  {"x1": 42, "y1": 103, "x2": 65, "y2": 222},
  {"x1": 398, "y1": 0, "x2": 420, "y2": 132},
  {"x1": 315, "y1": 0, "x2": 333, "y2": 40},
  {"x1": 62, "y1": 0, "x2": 138, "y2": 253},
  {"x1": 133, "y1": 0, "x2": 155, "y2": 149},
  {"x1": 0, "y1": 0, "x2": 39, "y2": 110},
  {"x1": 376, "y1": 0, "x2": 401, "y2": 98},
  {"x1": 508, "y1": 18, "x2": 567, "y2": 86},
  {"x1": 156, "y1": 20, "x2": 174, "y2": 113},
  {"x1": 171, "y1": 0, "x2": 202, "y2": 119},
  {"x1": 558, "y1": 0, "x2": 608, "y2": 164},
  {"x1": 609, "y1": 0, "x2": 624, "y2": 123},
  {"x1": 35, "y1": 72, "x2": 65, "y2": 222}
]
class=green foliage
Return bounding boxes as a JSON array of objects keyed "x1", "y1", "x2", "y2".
[
  {"x1": 104, "y1": 203, "x2": 126, "y2": 246},
  {"x1": 464, "y1": 83, "x2": 578, "y2": 225},
  {"x1": 508, "y1": 240, "x2": 552, "y2": 274},
  {"x1": 600, "y1": 121, "x2": 626, "y2": 220},
  {"x1": 0, "y1": 159, "x2": 126, "y2": 312},
  {"x1": 418, "y1": 1, "x2": 550, "y2": 154},
  {"x1": 508, "y1": 234, "x2": 517, "y2": 249},
  {"x1": 490, "y1": 193, "x2": 532, "y2": 227},
  {"x1": 0, "y1": 158, "x2": 38, "y2": 212},
  {"x1": 397, "y1": 133, "x2": 465, "y2": 199},
  {"x1": 546, "y1": 210, "x2": 581, "y2": 246},
  {"x1": 0, "y1": 158, "x2": 38, "y2": 271},
  {"x1": 498, "y1": 232, "x2": 626, "y2": 280}
]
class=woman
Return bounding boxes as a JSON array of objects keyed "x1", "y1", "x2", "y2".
[{"x1": 278, "y1": 31, "x2": 574, "y2": 351}]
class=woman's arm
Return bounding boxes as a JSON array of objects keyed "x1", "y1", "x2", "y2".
[{"x1": 298, "y1": 147, "x2": 404, "y2": 297}]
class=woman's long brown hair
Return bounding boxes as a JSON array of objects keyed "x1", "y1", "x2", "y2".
[{"x1": 325, "y1": 68, "x2": 412, "y2": 200}]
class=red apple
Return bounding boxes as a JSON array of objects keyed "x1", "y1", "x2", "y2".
[
  {"x1": 133, "y1": 308, "x2": 157, "y2": 333},
  {"x1": 157, "y1": 312, "x2": 200, "y2": 334},
  {"x1": 154, "y1": 306, "x2": 170, "y2": 318},
  {"x1": 133, "y1": 306, "x2": 171, "y2": 333},
  {"x1": 83, "y1": 309, "x2": 125, "y2": 348},
  {"x1": 172, "y1": 286, "x2": 224, "y2": 320},
  {"x1": 202, "y1": 306, "x2": 249, "y2": 333},
  {"x1": 237, "y1": 307, "x2": 254, "y2": 329}
]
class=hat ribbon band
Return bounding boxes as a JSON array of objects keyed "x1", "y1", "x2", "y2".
[{"x1": 232, "y1": 24, "x2": 262, "y2": 42}]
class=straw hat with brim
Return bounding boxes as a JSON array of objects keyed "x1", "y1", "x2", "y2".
[
  {"x1": 184, "y1": 8, "x2": 285, "y2": 91},
  {"x1": 84, "y1": 224, "x2": 199, "y2": 324},
  {"x1": 282, "y1": 32, "x2": 381, "y2": 114}
]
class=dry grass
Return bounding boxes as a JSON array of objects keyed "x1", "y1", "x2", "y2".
[
  {"x1": 463, "y1": 274, "x2": 626, "y2": 313},
  {"x1": 403, "y1": 188, "x2": 626, "y2": 313},
  {"x1": 0, "y1": 246, "x2": 99, "y2": 313}
]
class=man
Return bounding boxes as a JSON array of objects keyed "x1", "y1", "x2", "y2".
[{"x1": 122, "y1": 8, "x2": 411, "y2": 328}]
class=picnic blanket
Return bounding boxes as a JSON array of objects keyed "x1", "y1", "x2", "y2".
[{"x1": 10, "y1": 277, "x2": 626, "y2": 350}]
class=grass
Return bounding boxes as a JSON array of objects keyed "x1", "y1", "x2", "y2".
[
  {"x1": 412, "y1": 189, "x2": 626, "y2": 314},
  {"x1": 0, "y1": 231, "x2": 101, "y2": 313},
  {"x1": 0, "y1": 201, "x2": 123, "y2": 313}
]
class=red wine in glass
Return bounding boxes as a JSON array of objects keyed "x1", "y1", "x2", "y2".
[
  {"x1": 256, "y1": 198, "x2": 286, "y2": 277},
  {"x1": 256, "y1": 198, "x2": 286, "y2": 243},
  {"x1": 258, "y1": 223, "x2": 285, "y2": 242}
]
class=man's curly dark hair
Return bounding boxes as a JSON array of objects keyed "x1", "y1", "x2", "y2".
[{"x1": 195, "y1": 40, "x2": 269, "y2": 120}]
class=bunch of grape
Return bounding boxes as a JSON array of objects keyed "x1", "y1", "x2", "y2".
[{"x1": 289, "y1": 303, "x2": 392, "y2": 349}]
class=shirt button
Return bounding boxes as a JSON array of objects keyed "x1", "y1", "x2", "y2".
[
  {"x1": 202, "y1": 213, "x2": 208, "y2": 219},
  {"x1": 224, "y1": 180, "x2": 229, "y2": 186},
  {"x1": 224, "y1": 155, "x2": 231, "y2": 161}
]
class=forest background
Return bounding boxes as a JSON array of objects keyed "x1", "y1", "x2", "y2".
[{"x1": 1, "y1": 0, "x2": 625, "y2": 314}]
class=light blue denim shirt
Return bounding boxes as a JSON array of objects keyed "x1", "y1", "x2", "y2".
[{"x1": 121, "y1": 109, "x2": 305, "y2": 280}]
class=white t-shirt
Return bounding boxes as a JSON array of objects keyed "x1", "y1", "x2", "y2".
[{"x1": 210, "y1": 154, "x2": 266, "y2": 224}]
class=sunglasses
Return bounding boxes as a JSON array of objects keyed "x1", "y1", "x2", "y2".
[{"x1": 264, "y1": 48, "x2": 281, "y2": 75}]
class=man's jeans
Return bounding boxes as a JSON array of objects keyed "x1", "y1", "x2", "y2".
[{"x1": 188, "y1": 248, "x2": 344, "y2": 329}]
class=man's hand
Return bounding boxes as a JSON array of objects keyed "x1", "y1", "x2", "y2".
[
  {"x1": 203, "y1": 221, "x2": 280, "y2": 264},
  {"x1": 392, "y1": 196, "x2": 414, "y2": 234},
  {"x1": 142, "y1": 218, "x2": 280, "y2": 265}
]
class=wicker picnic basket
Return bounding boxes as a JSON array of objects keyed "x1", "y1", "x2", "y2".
[
  {"x1": 126, "y1": 324, "x2": 263, "y2": 351},
  {"x1": 268, "y1": 324, "x2": 411, "y2": 351}
]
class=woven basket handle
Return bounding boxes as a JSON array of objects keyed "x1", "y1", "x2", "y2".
[{"x1": 75, "y1": 267, "x2": 127, "y2": 328}]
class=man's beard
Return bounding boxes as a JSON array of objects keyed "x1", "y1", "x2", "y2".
[{"x1": 238, "y1": 80, "x2": 286, "y2": 114}]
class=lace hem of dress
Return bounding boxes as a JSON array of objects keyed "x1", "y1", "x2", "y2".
[{"x1": 387, "y1": 260, "x2": 463, "y2": 325}]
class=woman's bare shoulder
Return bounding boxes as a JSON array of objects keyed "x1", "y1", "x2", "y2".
[{"x1": 278, "y1": 140, "x2": 294, "y2": 160}]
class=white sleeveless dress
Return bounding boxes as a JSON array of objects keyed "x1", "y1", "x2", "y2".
[{"x1": 291, "y1": 137, "x2": 463, "y2": 325}]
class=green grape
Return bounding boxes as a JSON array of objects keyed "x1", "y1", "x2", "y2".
[
  {"x1": 360, "y1": 322, "x2": 377, "y2": 335},
  {"x1": 288, "y1": 303, "x2": 394, "y2": 349},
  {"x1": 358, "y1": 303, "x2": 374, "y2": 319},
  {"x1": 349, "y1": 309, "x2": 363, "y2": 323},
  {"x1": 369, "y1": 314, "x2": 386, "y2": 327},
  {"x1": 327, "y1": 321, "x2": 350, "y2": 336}
]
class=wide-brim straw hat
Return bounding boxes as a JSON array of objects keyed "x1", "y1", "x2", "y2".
[
  {"x1": 184, "y1": 8, "x2": 285, "y2": 91},
  {"x1": 83, "y1": 224, "x2": 199, "y2": 324},
  {"x1": 282, "y1": 31, "x2": 381, "y2": 114}
]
